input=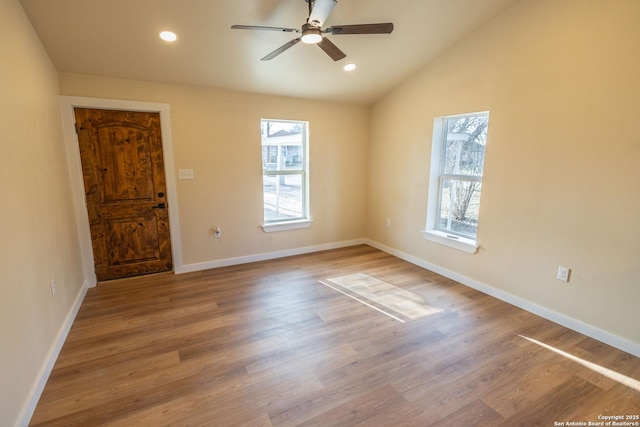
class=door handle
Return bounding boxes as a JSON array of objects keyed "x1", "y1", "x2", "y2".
[{"x1": 152, "y1": 203, "x2": 166, "y2": 209}]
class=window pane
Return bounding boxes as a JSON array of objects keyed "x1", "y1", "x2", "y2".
[
  {"x1": 438, "y1": 179, "x2": 482, "y2": 238},
  {"x1": 261, "y1": 145, "x2": 304, "y2": 171},
  {"x1": 261, "y1": 118, "x2": 308, "y2": 225},
  {"x1": 261, "y1": 122, "x2": 304, "y2": 171},
  {"x1": 443, "y1": 114, "x2": 488, "y2": 177},
  {"x1": 263, "y1": 174, "x2": 303, "y2": 222}
]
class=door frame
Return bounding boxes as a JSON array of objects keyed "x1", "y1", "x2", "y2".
[{"x1": 60, "y1": 96, "x2": 183, "y2": 286}]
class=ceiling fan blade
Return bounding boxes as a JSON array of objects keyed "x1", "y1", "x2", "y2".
[
  {"x1": 231, "y1": 24, "x2": 298, "y2": 33},
  {"x1": 317, "y1": 37, "x2": 346, "y2": 61},
  {"x1": 261, "y1": 38, "x2": 301, "y2": 61},
  {"x1": 308, "y1": 0, "x2": 337, "y2": 27},
  {"x1": 326, "y1": 23, "x2": 394, "y2": 35}
]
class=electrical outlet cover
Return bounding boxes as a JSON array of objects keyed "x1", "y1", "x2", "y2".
[{"x1": 556, "y1": 266, "x2": 570, "y2": 282}]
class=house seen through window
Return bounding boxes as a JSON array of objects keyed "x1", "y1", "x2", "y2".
[
  {"x1": 261, "y1": 119, "x2": 309, "y2": 228},
  {"x1": 424, "y1": 111, "x2": 489, "y2": 252}
]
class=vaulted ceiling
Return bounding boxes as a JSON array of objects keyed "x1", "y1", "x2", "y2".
[{"x1": 20, "y1": 0, "x2": 519, "y2": 104}]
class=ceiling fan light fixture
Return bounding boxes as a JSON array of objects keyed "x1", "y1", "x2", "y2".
[{"x1": 301, "y1": 25, "x2": 322, "y2": 44}]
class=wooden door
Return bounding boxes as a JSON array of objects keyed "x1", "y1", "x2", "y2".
[{"x1": 75, "y1": 108, "x2": 172, "y2": 281}]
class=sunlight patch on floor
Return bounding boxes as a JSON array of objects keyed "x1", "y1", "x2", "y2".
[
  {"x1": 320, "y1": 273, "x2": 442, "y2": 322},
  {"x1": 519, "y1": 335, "x2": 640, "y2": 392}
]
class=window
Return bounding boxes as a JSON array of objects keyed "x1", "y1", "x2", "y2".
[
  {"x1": 261, "y1": 119, "x2": 311, "y2": 232},
  {"x1": 423, "y1": 112, "x2": 489, "y2": 253}
]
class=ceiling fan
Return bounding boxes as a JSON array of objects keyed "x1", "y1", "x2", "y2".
[{"x1": 231, "y1": 0, "x2": 394, "y2": 61}]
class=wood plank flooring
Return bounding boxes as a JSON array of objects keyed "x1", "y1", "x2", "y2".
[{"x1": 30, "y1": 245, "x2": 640, "y2": 426}]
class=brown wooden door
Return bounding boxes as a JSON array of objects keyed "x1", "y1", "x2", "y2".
[{"x1": 75, "y1": 108, "x2": 173, "y2": 281}]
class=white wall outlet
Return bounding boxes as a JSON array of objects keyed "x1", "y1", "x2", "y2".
[
  {"x1": 178, "y1": 169, "x2": 194, "y2": 180},
  {"x1": 556, "y1": 266, "x2": 571, "y2": 282},
  {"x1": 386, "y1": 218, "x2": 391, "y2": 227},
  {"x1": 50, "y1": 279, "x2": 56, "y2": 297},
  {"x1": 214, "y1": 227, "x2": 221, "y2": 238}
]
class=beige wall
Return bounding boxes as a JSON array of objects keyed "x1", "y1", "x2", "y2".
[
  {"x1": 0, "y1": 0, "x2": 85, "y2": 425},
  {"x1": 367, "y1": 0, "x2": 640, "y2": 345},
  {"x1": 57, "y1": 73, "x2": 370, "y2": 267}
]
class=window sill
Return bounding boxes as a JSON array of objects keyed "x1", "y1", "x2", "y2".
[
  {"x1": 262, "y1": 219, "x2": 313, "y2": 233},
  {"x1": 421, "y1": 229, "x2": 478, "y2": 254}
]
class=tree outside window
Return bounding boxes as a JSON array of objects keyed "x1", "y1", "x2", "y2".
[
  {"x1": 438, "y1": 113, "x2": 489, "y2": 239},
  {"x1": 424, "y1": 111, "x2": 489, "y2": 252}
]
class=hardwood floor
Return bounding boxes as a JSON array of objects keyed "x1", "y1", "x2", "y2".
[{"x1": 30, "y1": 245, "x2": 640, "y2": 426}]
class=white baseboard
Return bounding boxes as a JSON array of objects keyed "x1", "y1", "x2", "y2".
[
  {"x1": 365, "y1": 239, "x2": 640, "y2": 358},
  {"x1": 177, "y1": 238, "x2": 368, "y2": 274},
  {"x1": 18, "y1": 280, "x2": 89, "y2": 427}
]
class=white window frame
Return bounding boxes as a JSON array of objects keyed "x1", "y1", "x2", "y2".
[
  {"x1": 422, "y1": 111, "x2": 489, "y2": 253},
  {"x1": 260, "y1": 119, "x2": 312, "y2": 233}
]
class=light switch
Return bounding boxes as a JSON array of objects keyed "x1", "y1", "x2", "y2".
[{"x1": 178, "y1": 169, "x2": 194, "y2": 180}]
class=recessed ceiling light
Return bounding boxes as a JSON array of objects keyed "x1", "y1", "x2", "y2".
[
  {"x1": 343, "y1": 63, "x2": 357, "y2": 72},
  {"x1": 159, "y1": 31, "x2": 177, "y2": 42}
]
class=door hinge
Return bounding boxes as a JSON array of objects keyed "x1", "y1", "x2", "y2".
[{"x1": 74, "y1": 122, "x2": 79, "y2": 134}]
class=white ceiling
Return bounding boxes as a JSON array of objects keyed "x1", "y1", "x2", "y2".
[{"x1": 20, "y1": 0, "x2": 518, "y2": 105}]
